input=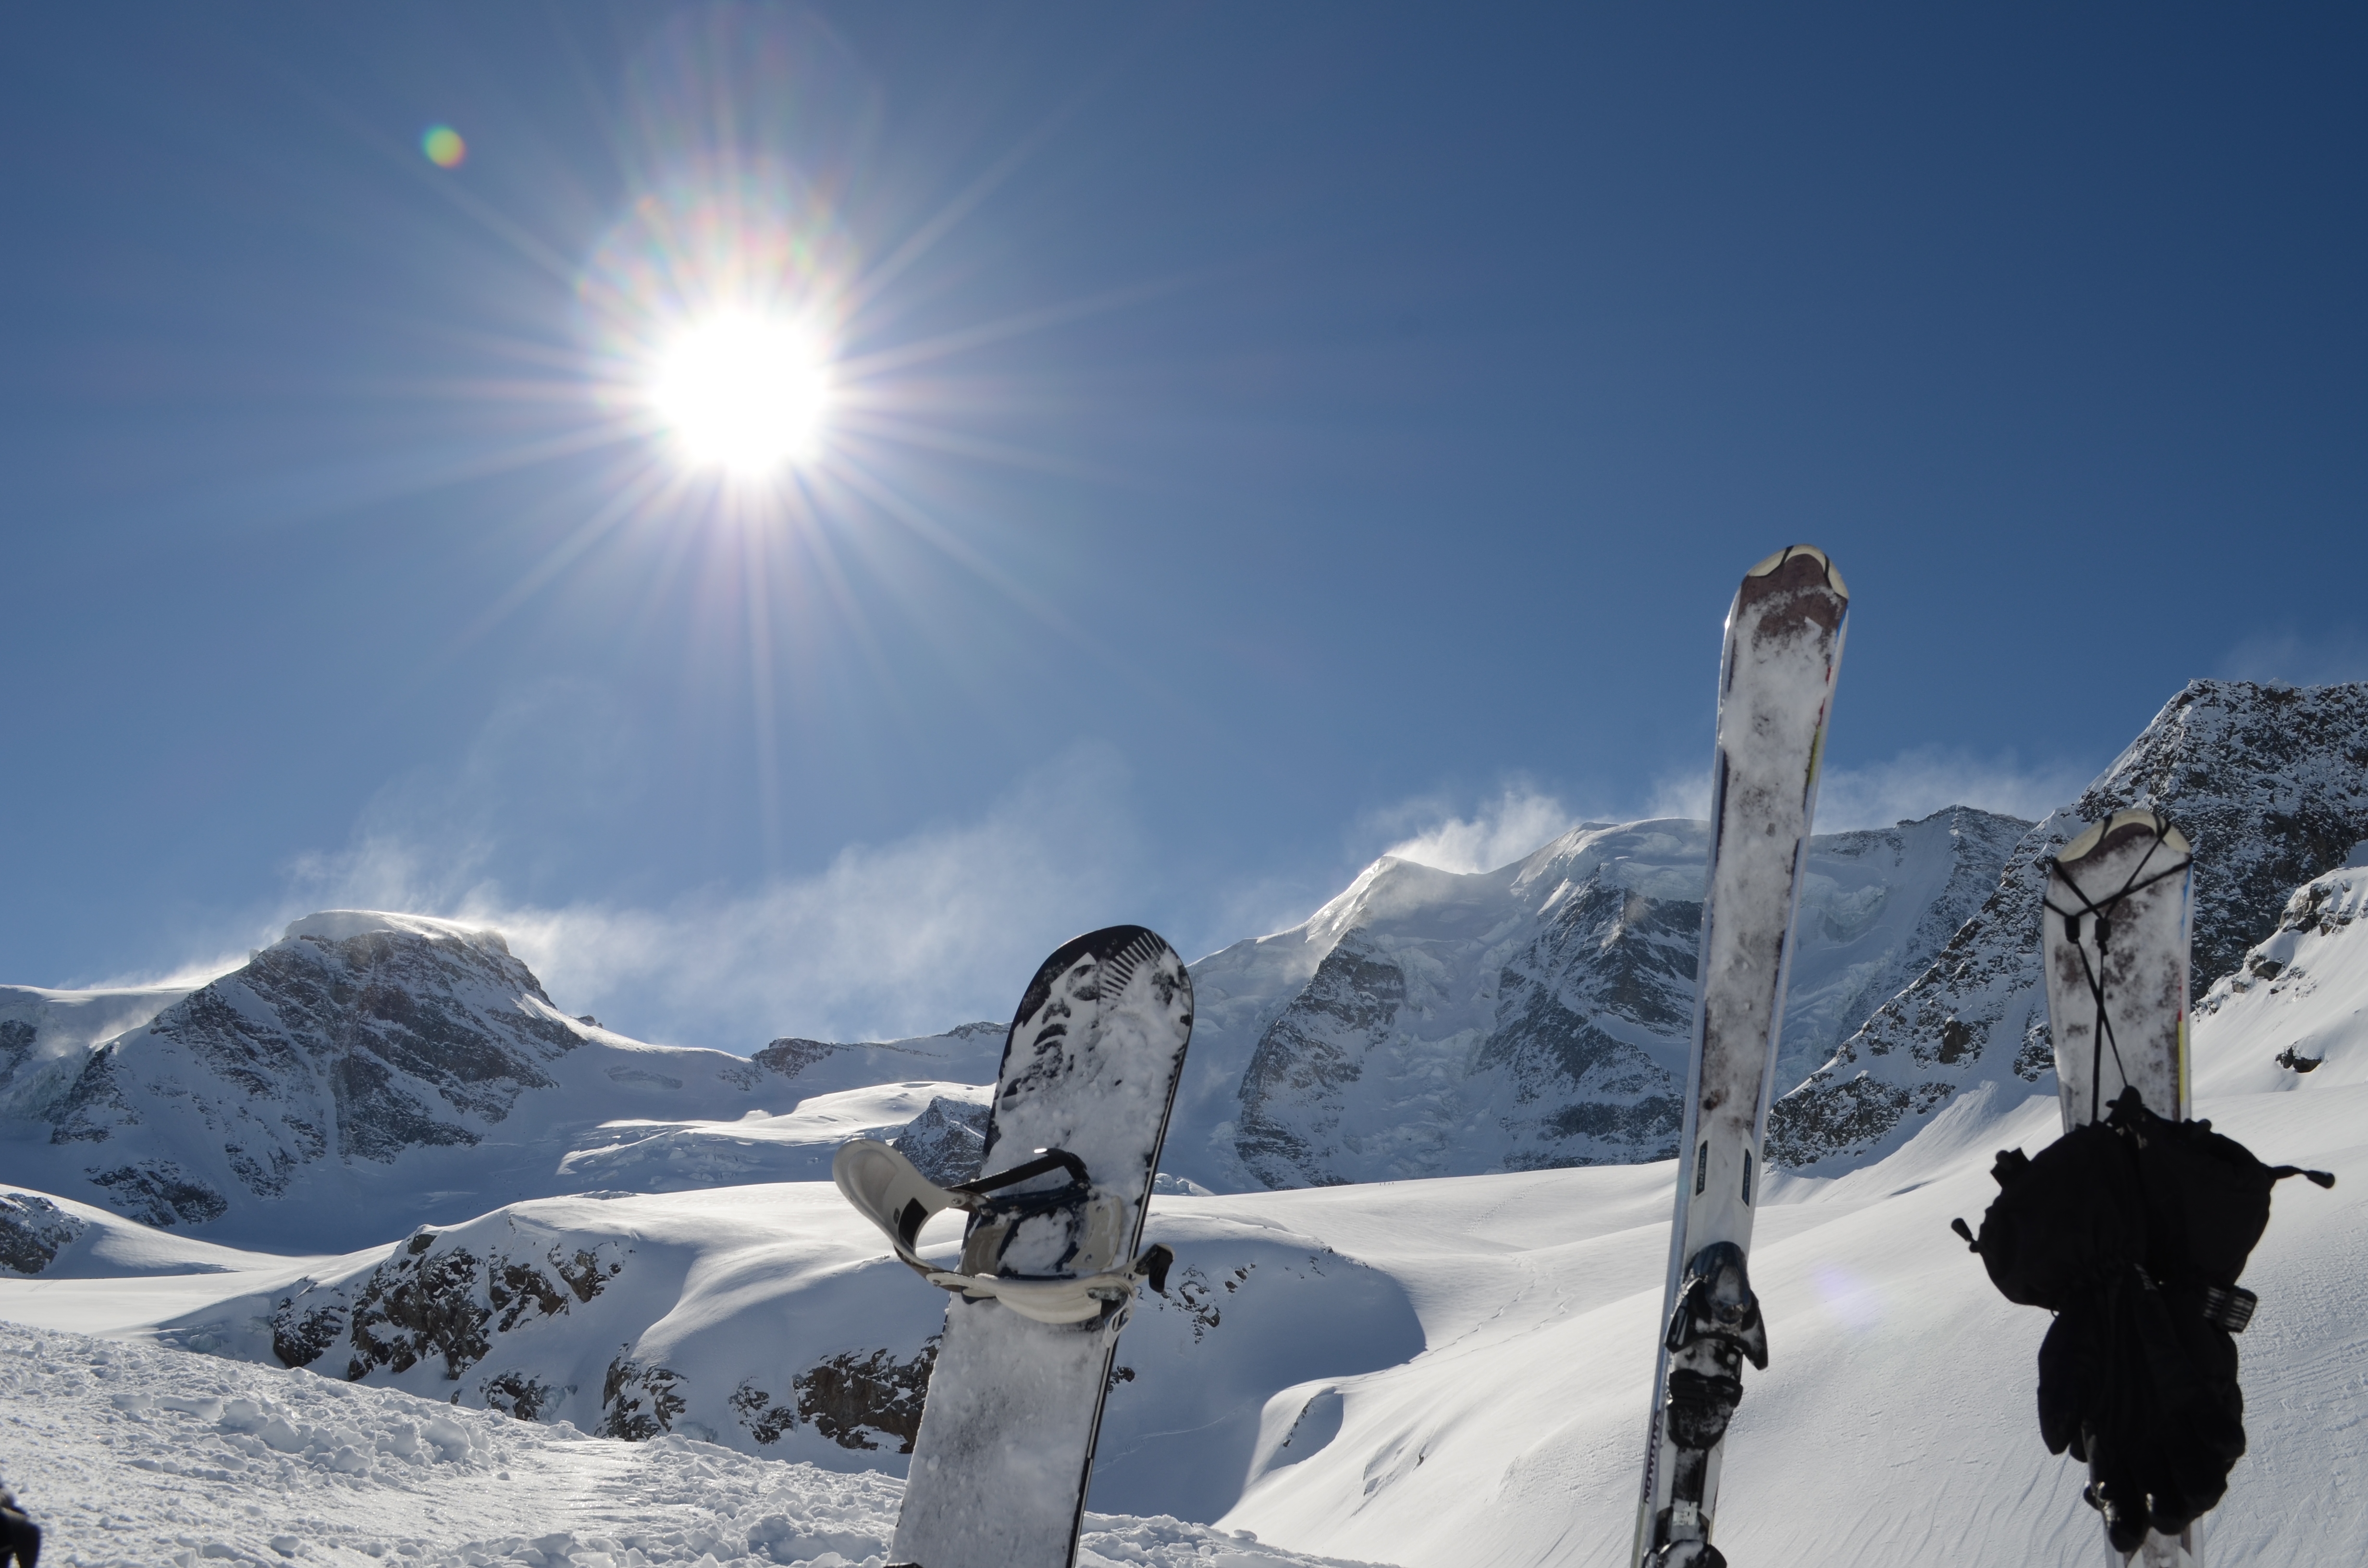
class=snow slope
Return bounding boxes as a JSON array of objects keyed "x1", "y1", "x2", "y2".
[
  {"x1": 0, "y1": 1321, "x2": 1379, "y2": 1568},
  {"x1": 2194, "y1": 847, "x2": 2368, "y2": 1095},
  {"x1": 1200, "y1": 874, "x2": 2368, "y2": 1568},
  {"x1": 0, "y1": 981, "x2": 194, "y2": 1115}
]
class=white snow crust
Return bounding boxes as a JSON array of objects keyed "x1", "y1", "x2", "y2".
[{"x1": 0, "y1": 1320, "x2": 1375, "y2": 1568}]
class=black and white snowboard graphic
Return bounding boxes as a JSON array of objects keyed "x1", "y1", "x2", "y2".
[
  {"x1": 1632, "y1": 546, "x2": 1849, "y2": 1568},
  {"x1": 2041, "y1": 808, "x2": 2201, "y2": 1568},
  {"x1": 836, "y1": 925, "x2": 1193, "y2": 1568}
]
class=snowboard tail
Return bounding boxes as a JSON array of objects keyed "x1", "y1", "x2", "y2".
[
  {"x1": 1633, "y1": 546, "x2": 1849, "y2": 1568},
  {"x1": 841, "y1": 925, "x2": 1193, "y2": 1568}
]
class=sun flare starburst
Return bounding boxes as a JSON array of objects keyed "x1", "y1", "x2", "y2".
[{"x1": 649, "y1": 311, "x2": 832, "y2": 476}]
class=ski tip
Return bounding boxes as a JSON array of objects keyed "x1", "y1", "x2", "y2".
[
  {"x1": 1744, "y1": 543, "x2": 1848, "y2": 601},
  {"x1": 2056, "y1": 807, "x2": 2192, "y2": 870}
]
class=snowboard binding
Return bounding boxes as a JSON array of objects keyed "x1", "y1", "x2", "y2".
[{"x1": 835, "y1": 1138, "x2": 1174, "y2": 1325}]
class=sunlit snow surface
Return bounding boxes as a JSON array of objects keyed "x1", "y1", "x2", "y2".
[
  {"x1": 6, "y1": 886, "x2": 2368, "y2": 1567},
  {"x1": 0, "y1": 1323, "x2": 1371, "y2": 1568}
]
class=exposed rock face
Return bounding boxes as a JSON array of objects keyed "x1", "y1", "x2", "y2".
[
  {"x1": 34, "y1": 914, "x2": 583, "y2": 1230},
  {"x1": 765, "y1": 1344, "x2": 938, "y2": 1454},
  {"x1": 266, "y1": 1225, "x2": 626, "y2": 1381},
  {"x1": 601, "y1": 1357, "x2": 689, "y2": 1441},
  {"x1": 0, "y1": 1021, "x2": 31, "y2": 1086},
  {"x1": 1178, "y1": 807, "x2": 2029, "y2": 1189},
  {"x1": 1770, "y1": 680, "x2": 2368, "y2": 1170},
  {"x1": 891, "y1": 1098, "x2": 988, "y2": 1185},
  {"x1": 0, "y1": 1191, "x2": 87, "y2": 1275}
]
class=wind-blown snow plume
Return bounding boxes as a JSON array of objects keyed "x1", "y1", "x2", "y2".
[
  {"x1": 290, "y1": 744, "x2": 1146, "y2": 1050},
  {"x1": 1379, "y1": 788, "x2": 1579, "y2": 875}
]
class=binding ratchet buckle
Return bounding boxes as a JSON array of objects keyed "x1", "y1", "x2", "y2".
[{"x1": 832, "y1": 1139, "x2": 1173, "y2": 1325}]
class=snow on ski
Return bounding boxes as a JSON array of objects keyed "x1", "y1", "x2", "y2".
[
  {"x1": 835, "y1": 925, "x2": 1194, "y2": 1568},
  {"x1": 1631, "y1": 545, "x2": 1849, "y2": 1568},
  {"x1": 2041, "y1": 808, "x2": 2203, "y2": 1568}
]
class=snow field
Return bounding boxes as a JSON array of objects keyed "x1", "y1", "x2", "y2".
[
  {"x1": 3, "y1": 1079, "x2": 2362, "y2": 1566},
  {"x1": 0, "y1": 1322, "x2": 1374, "y2": 1568},
  {"x1": 1209, "y1": 1080, "x2": 2368, "y2": 1566}
]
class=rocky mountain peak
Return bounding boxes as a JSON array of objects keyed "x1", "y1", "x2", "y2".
[
  {"x1": 1769, "y1": 679, "x2": 2368, "y2": 1172},
  {"x1": 1168, "y1": 805, "x2": 2029, "y2": 1190},
  {"x1": 1, "y1": 916, "x2": 1015, "y2": 1248},
  {"x1": 280, "y1": 910, "x2": 517, "y2": 958},
  {"x1": 33, "y1": 914, "x2": 592, "y2": 1229}
]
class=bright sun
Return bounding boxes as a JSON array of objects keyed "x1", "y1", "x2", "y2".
[{"x1": 650, "y1": 311, "x2": 832, "y2": 477}]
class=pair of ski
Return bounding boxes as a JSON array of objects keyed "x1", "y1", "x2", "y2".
[{"x1": 1628, "y1": 548, "x2": 2208, "y2": 1565}]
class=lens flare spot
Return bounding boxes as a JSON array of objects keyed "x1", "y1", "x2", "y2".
[
  {"x1": 422, "y1": 125, "x2": 467, "y2": 169},
  {"x1": 1813, "y1": 1264, "x2": 1883, "y2": 1334},
  {"x1": 651, "y1": 311, "x2": 832, "y2": 476}
]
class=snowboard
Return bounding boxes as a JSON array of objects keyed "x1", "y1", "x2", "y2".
[
  {"x1": 1631, "y1": 545, "x2": 1850, "y2": 1568},
  {"x1": 2040, "y1": 808, "x2": 2201, "y2": 1568},
  {"x1": 836, "y1": 925, "x2": 1194, "y2": 1568}
]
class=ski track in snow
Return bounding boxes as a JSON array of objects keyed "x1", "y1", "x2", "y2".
[{"x1": 0, "y1": 1321, "x2": 1372, "y2": 1568}]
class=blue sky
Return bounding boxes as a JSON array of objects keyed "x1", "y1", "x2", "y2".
[{"x1": 3, "y1": 4, "x2": 2363, "y2": 1048}]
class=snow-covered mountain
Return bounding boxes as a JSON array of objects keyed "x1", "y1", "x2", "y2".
[
  {"x1": 1161, "y1": 807, "x2": 2026, "y2": 1190},
  {"x1": 9, "y1": 703, "x2": 2368, "y2": 1565},
  {"x1": 1771, "y1": 679, "x2": 2368, "y2": 1170},
  {"x1": 0, "y1": 912, "x2": 1000, "y2": 1250},
  {"x1": 13, "y1": 680, "x2": 2364, "y2": 1251},
  {"x1": 4, "y1": 857, "x2": 2361, "y2": 1563},
  {"x1": 0, "y1": 812, "x2": 2020, "y2": 1243}
]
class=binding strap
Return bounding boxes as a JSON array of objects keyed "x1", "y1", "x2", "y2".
[{"x1": 832, "y1": 1138, "x2": 1173, "y2": 1325}]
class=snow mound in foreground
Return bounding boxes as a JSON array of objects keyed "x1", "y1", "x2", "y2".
[{"x1": 0, "y1": 1321, "x2": 1381, "y2": 1568}]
